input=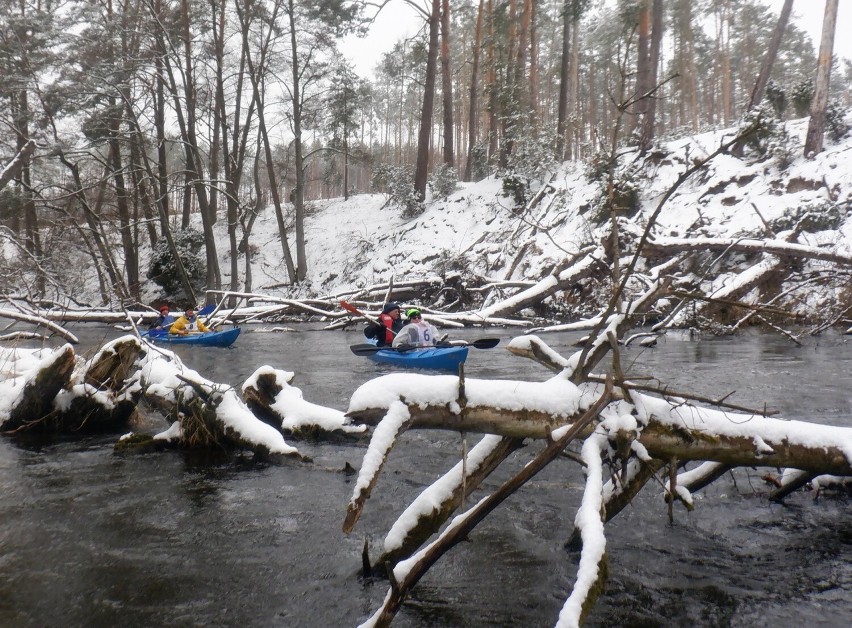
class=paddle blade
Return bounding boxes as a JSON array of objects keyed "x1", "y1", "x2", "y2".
[
  {"x1": 350, "y1": 343, "x2": 384, "y2": 356},
  {"x1": 350, "y1": 343, "x2": 419, "y2": 355},
  {"x1": 340, "y1": 300, "x2": 364, "y2": 316},
  {"x1": 471, "y1": 338, "x2": 500, "y2": 349}
]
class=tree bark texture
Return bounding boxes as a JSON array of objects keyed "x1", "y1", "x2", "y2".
[{"x1": 804, "y1": 0, "x2": 839, "y2": 156}]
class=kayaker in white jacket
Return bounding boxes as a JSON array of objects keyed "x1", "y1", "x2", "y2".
[{"x1": 392, "y1": 308, "x2": 439, "y2": 348}]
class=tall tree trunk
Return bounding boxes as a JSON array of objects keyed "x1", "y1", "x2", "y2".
[
  {"x1": 181, "y1": 172, "x2": 192, "y2": 229},
  {"x1": 633, "y1": 0, "x2": 652, "y2": 140},
  {"x1": 527, "y1": 0, "x2": 538, "y2": 123},
  {"x1": 126, "y1": 122, "x2": 158, "y2": 250},
  {"x1": 570, "y1": 13, "x2": 580, "y2": 155},
  {"x1": 440, "y1": 0, "x2": 454, "y2": 167},
  {"x1": 234, "y1": 0, "x2": 297, "y2": 283},
  {"x1": 486, "y1": 0, "x2": 498, "y2": 161},
  {"x1": 108, "y1": 131, "x2": 140, "y2": 300},
  {"x1": 58, "y1": 156, "x2": 130, "y2": 302},
  {"x1": 464, "y1": 0, "x2": 485, "y2": 181},
  {"x1": 212, "y1": 0, "x2": 242, "y2": 302},
  {"x1": 747, "y1": 0, "x2": 793, "y2": 111},
  {"x1": 675, "y1": 0, "x2": 699, "y2": 131},
  {"x1": 149, "y1": 0, "x2": 221, "y2": 300},
  {"x1": 556, "y1": 0, "x2": 571, "y2": 160},
  {"x1": 123, "y1": 103, "x2": 197, "y2": 304},
  {"x1": 499, "y1": 0, "x2": 520, "y2": 167},
  {"x1": 510, "y1": 0, "x2": 531, "y2": 151},
  {"x1": 286, "y1": 0, "x2": 308, "y2": 280},
  {"x1": 13, "y1": 92, "x2": 42, "y2": 265},
  {"x1": 153, "y1": 3, "x2": 170, "y2": 235},
  {"x1": 413, "y1": 0, "x2": 441, "y2": 202},
  {"x1": 179, "y1": 0, "x2": 220, "y2": 298},
  {"x1": 639, "y1": 0, "x2": 663, "y2": 153},
  {"x1": 720, "y1": 1, "x2": 732, "y2": 125},
  {"x1": 804, "y1": 0, "x2": 839, "y2": 156}
]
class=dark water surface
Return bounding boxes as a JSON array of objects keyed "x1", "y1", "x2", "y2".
[{"x1": 1, "y1": 325, "x2": 850, "y2": 627}]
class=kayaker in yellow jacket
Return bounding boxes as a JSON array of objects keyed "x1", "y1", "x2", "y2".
[{"x1": 169, "y1": 307, "x2": 211, "y2": 335}]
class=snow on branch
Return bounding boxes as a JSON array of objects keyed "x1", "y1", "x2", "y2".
[
  {"x1": 343, "y1": 400, "x2": 412, "y2": 533},
  {"x1": 648, "y1": 235, "x2": 852, "y2": 266}
]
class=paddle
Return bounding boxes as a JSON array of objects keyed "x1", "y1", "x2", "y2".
[
  {"x1": 339, "y1": 299, "x2": 390, "y2": 330},
  {"x1": 350, "y1": 343, "x2": 417, "y2": 355},
  {"x1": 349, "y1": 337, "x2": 500, "y2": 356}
]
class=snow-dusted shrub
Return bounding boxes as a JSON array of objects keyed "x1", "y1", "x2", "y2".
[
  {"x1": 504, "y1": 123, "x2": 557, "y2": 182},
  {"x1": 790, "y1": 79, "x2": 814, "y2": 118},
  {"x1": 371, "y1": 163, "x2": 423, "y2": 217},
  {"x1": 768, "y1": 128, "x2": 798, "y2": 170},
  {"x1": 468, "y1": 143, "x2": 489, "y2": 181},
  {"x1": 825, "y1": 100, "x2": 851, "y2": 142},
  {"x1": 585, "y1": 152, "x2": 611, "y2": 183},
  {"x1": 739, "y1": 104, "x2": 794, "y2": 167},
  {"x1": 303, "y1": 201, "x2": 321, "y2": 216},
  {"x1": 771, "y1": 199, "x2": 845, "y2": 233},
  {"x1": 400, "y1": 193, "x2": 424, "y2": 218},
  {"x1": 369, "y1": 163, "x2": 394, "y2": 193},
  {"x1": 765, "y1": 79, "x2": 787, "y2": 118},
  {"x1": 496, "y1": 122, "x2": 557, "y2": 209},
  {"x1": 583, "y1": 153, "x2": 642, "y2": 225},
  {"x1": 428, "y1": 164, "x2": 458, "y2": 200},
  {"x1": 146, "y1": 227, "x2": 206, "y2": 297},
  {"x1": 501, "y1": 175, "x2": 528, "y2": 207}
]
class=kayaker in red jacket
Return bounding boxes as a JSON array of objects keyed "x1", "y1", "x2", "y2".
[{"x1": 377, "y1": 302, "x2": 404, "y2": 346}]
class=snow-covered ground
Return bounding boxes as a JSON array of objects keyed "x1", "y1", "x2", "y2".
[{"x1": 130, "y1": 112, "x2": 850, "y2": 320}]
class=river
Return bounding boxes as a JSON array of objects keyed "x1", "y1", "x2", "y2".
[{"x1": 1, "y1": 324, "x2": 850, "y2": 627}]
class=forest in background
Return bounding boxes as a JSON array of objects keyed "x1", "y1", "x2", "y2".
[{"x1": 1, "y1": 0, "x2": 850, "y2": 308}]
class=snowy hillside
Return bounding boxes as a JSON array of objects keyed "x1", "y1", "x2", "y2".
[{"x1": 140, "y1": 112, "x2": 852, "y2": 326}]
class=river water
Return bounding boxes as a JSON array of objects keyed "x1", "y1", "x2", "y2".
[{"x1": 1, "y1": 324, "x2": 850, "y2": 627}]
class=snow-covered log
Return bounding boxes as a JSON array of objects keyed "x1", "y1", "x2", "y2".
[
  {"x1": 474, "y1": 246, "x2": 603, "y2": 320},
  {"x1": 139, "y1": 348, "x2": 302, "y2": 459},
  {"x1": 373, "y1": 435, "x2": 523, "y2": 570},
  {"x1": 0, "y1": 308, "x2": 79, "y2": 343},
  {"x1": 242, "y1": 366, "x2": 366, "y2": 438},
  {"x1": 52, "y1": 336, "x2": 145, "y2": 432},
  {"x1": 1, "y1": 336, "x2": 143, "y2": 434},
  {"x1": 0, "y1": 345, "x2": 75, "y2": 432},
  {"x1": 356, "y1": 382, "x2": 613, "y2": 628},
  {"x1": 647, "y1": 235, "x2": 852, "y2": 266},
  {"x1": 346, "y1": 372, "x2": 587, "y2": 440}
]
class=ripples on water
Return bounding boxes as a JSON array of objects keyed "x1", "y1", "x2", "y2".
[{"x1": 0, "y1": 325, "x2": 850, "y2": 627}]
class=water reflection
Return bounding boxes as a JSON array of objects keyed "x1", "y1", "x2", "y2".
[{"x1": 0, "y1": 324, "x2": 850, "y2": 626}]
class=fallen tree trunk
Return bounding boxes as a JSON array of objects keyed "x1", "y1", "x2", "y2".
[
  {"x1": 1, "y1": 337, "x2": 144, "y2": 435},
  {"x1": 372, "y1": 435, "x2": 524, "y2": 571},
  {"x1": 348, "y1": 389, "x2": 852, "y2": 476},
  {"x1": 2, "y1": 346, "x2": 76, "y2": 433},
  {"x1": 648, "y1": 235, "x2": 852, "y2": 266}
]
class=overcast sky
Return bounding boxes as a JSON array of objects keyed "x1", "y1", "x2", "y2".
[{"x1": 341, "y1": 1, "x2": 851, "y2": 76}]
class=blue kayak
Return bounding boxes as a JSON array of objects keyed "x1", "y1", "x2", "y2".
[
  {"x1": 144, "y1": 327, "x2": 241, "y2": 347},
  {"x1": 365, "y1": 344, "x2": 468, "y2": 371}
]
